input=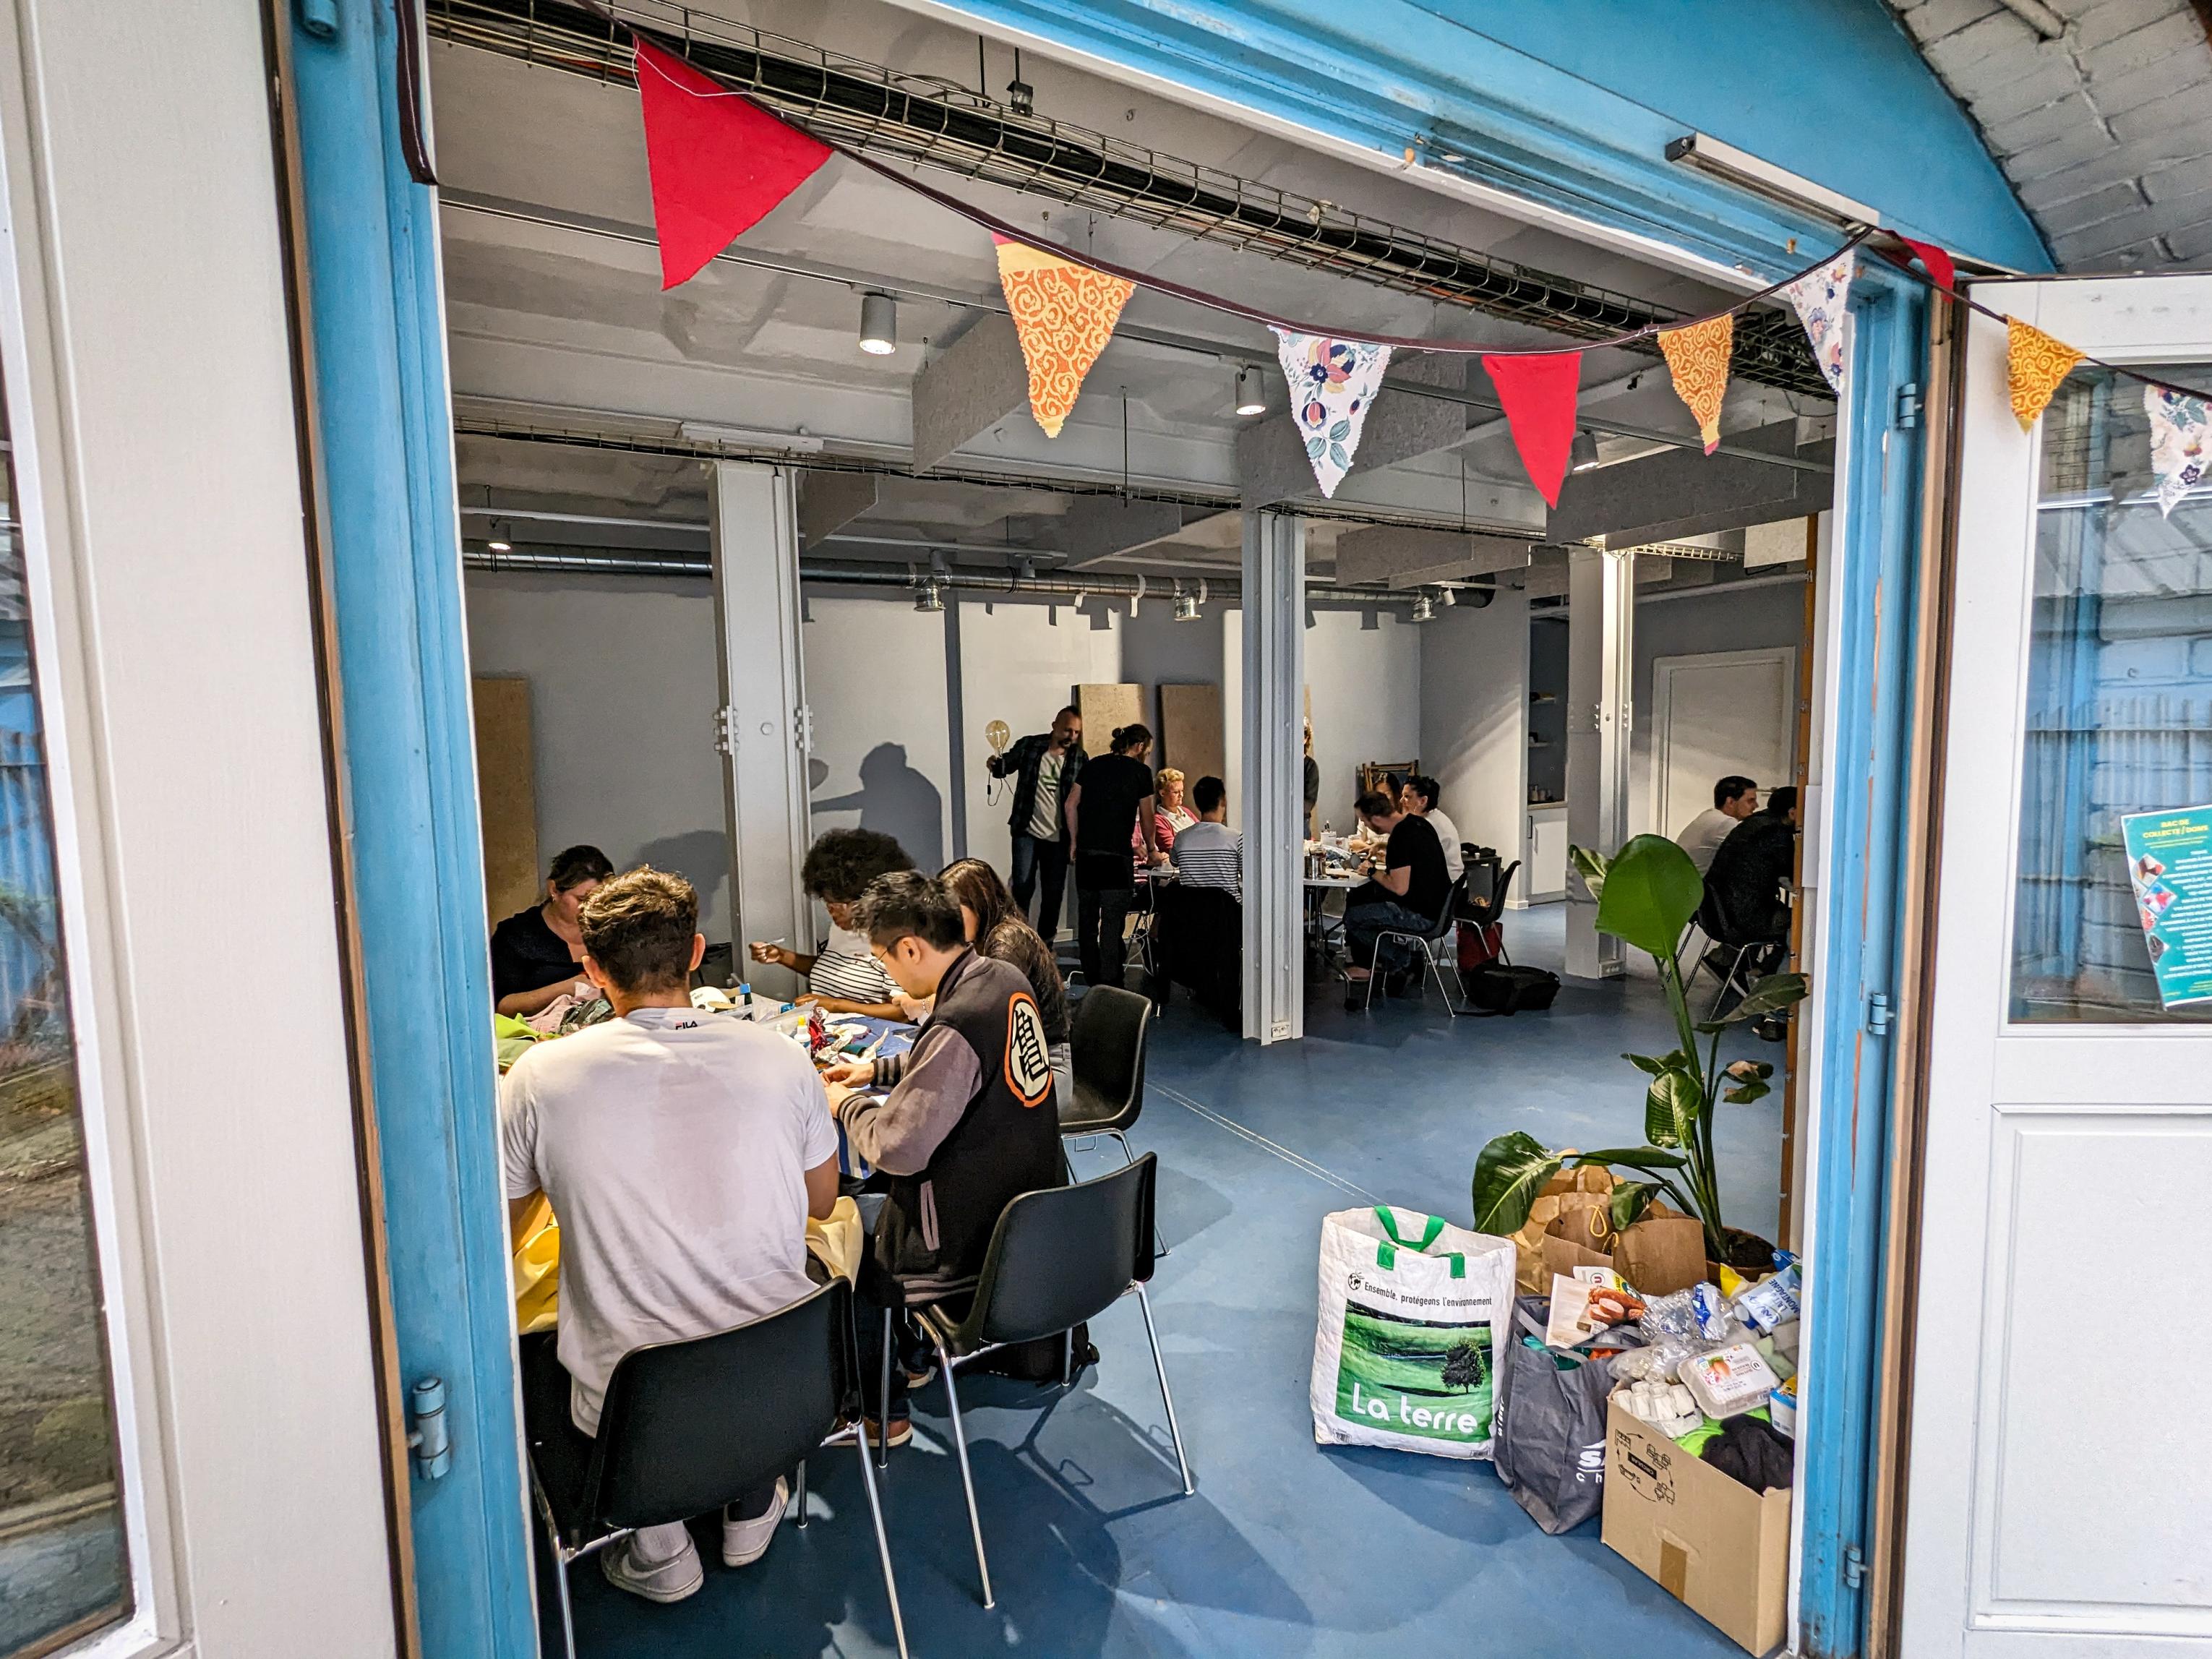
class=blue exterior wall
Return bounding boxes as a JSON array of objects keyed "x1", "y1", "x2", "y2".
[{"x1": 924, "y1": 0, "x2": 2050, "y2": 274}]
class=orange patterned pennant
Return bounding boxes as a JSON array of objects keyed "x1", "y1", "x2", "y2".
[
  {"x1": 1658, "y1": 314, "x2": 1733, "y2": 453},
  {"x1": 993, "y1": 237, "x2": 1136, "y2": 438},
  {"x1": 2007, "y1": 318, "x2": 2084, "y2": 433}
]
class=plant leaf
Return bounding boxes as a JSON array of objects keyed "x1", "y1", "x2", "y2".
[
  {"x1": 1625, "y1": 1053, "x2": 1668, "y2": 1076},
  {"x1": 1697, "y1": 972, "x2": 1810, "y2": 1031},
  {"x1": 1592, "y1": 835, "x2": 1705, "y2": 959},
  {"x1": 1472, "y1": 1131, "x2": 1562, "y2": 1236},
  {"x1": 1724, "y1": 1079, "x2": 1772, "y2": 1105},
  {"x1": 1609, "y1": 1180, "x2": 1660, "y2": 1230},
  {"x1": 1570, "y1": 1146, "x2": 1689, "y2": 1171},
  {"x1": 1724, "y1": 1059, "x2": 1774, "y2": 1081},
  {"x1": 1644, "y1": 1067, "x2": 1702, "y2": 1149},
  {"x1": 1569, "y1": 844, "x2": 1609, "y2": 901}
]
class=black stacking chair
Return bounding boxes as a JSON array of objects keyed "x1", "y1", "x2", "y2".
[
  {"x1": 1358, "y1": 904, "x2": 1465, "y2": 1015},
  {"x1": 1060, "y1": 984, "x2": 1167, "y2": 1256},
  {"x1": 1693, "y1": 882, "x2": 1786, "y2": 1018},
  {"x1": 910, "y1": 1154, "x2": 1193, "y2": 1610},
  {"x1": 520, "y1": 1282, "x2": 907, "y2": 1659}
]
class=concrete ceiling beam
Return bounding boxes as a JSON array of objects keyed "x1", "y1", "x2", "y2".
[
  {"x1": 909, "y1": 312, "x2": 1029, "y2": 474},
  {"x1": 1546, "y1": 420, "x2": 1830, "y2": 546},
  {"x1": 1333, "y1": 524, "x2": 1533, "y2": 588},
  {"x1": 796, "y1": 471, "x2": 880, "y2": 547},
  {"x1": 1058, "y1": 496, "x2": 1194, "y2": 569}
]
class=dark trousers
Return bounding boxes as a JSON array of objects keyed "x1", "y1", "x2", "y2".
[
  {"x1": 1345, "y1": 899, "x2": 1435, "y2": 974},
  {"x1": 1076, "y1": 852, "x2": 1135, "y2": 988},
  {"x1": 1009, "y1": 831, "x2": 1070, "y2": 938}
]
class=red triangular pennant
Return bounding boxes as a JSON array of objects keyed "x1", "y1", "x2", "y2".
[
  {"x1": 633, "y1": 39, "x2": 831, "y2": 289},
  {"x1": 1480, "y1": 351, "x2": 1583, "y2": 507},
  {"x1": 1889, "y1": 234, "x2": 1956, "y2": 297}
]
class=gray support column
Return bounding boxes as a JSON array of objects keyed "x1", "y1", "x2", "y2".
[
  {"x1": 1564, "y1": 547, "x2": 1633, "y2": 980},
  {"x1": 711, "y1": 460, "x2": 813, "y2": 996},
  {"x1": 1241, "y1": 510, "x2": 1306, "y2": 1043}
]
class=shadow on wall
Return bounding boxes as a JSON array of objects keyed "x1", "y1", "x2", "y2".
[
  {"x1": 633, "y1": 829, "x2": 731, "y2": 930},
  {"x1": 814, "y1": 742, "x2": 944, "y2": 873}
]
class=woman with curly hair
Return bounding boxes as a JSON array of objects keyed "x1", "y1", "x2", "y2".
[
  {"x1": 940, "y1": 857, "x2": 1073, "y2": 1102},
  {"x1": 747, "y1": 827, "x2": 914, "y2": 1016}
]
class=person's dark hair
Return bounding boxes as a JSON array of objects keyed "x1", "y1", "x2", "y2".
[
  {"x1": 1192, "y1": 775, "x2": 1226, "y2": 814},
  {"x1": 1384, "y1": 771, "x2": 1407, "y2": 798},
  {"x1": 1110, "y1": 722, "x2": 1153, "y2": 754},
  {"x1": 547, "y1": 844, "x2": 614, "y2": 893},
  {"x1": 938, "y1": 857, "x2": 1013, "y2": 944},
  {"x1": 1354, "y1": 789, "x2": 1395, "y2": 818},
  {"x1": 1405, "y1": 775, "x2": 1441, "y2": 810},
  {"x1": 801, "y1": 827, "x2": 914, "y2": 904},
  {"x1": 1056, "y1": 704, "x2": 1081, "y2": 721},
  {"x1": 578, "y1": 867, "x2": 697, "y2": 994},
  {"x1": 1765, "y1": 785, "x2": 1799, "y2": 817},
  {"x1": 1714, "y1": 775, "x2": 1758, "y2": 810},
  {"x1": 852, "y1": 870, "x2": 966, "y2": 951}
]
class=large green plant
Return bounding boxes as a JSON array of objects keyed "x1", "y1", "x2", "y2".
[{"x1": 1470, "y1": 834, "x2": 1806, "y2": 1260}]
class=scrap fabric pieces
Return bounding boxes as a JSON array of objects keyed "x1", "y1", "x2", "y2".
[
  {"x1": 993, "y1": 237, "x2": 1136, "y2": 438},
  {"x1": 2147, "y1": 384, "x2": 2212, "y2": 517},
  {"x1": 2007, "y1": 318, "x2": 2084, "y2": 433},
  {"x1": 1274, "y1": 329, "x2": 1393, "y2": 497},
  {"x1": 1658, "y1": 313, "x2": 1733, "y2": 454},
  {"x1": 1780, "y1": 252, "x2": 1854, "y2": 395}
]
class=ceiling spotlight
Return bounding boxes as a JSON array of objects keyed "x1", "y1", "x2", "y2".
[
  {"x1": 858, "y1": 291, "x2": 897, "y2": 356},
  {"x1": 1173, "y1": 582, "x2": 1200, "y2": 622},
  {"x1": 914, "y1": 578, "x2": 944, "y2": 613},
  {"x1": 486, "y1": 520, "x2": 513, "y2": 553},
  {"x1": 1439, "y1": 586, "x2": 1457, "y2": 606},
  {"x1": 1569, "y1": 429, "x2": 1601, "y2": 473},
  {"x1": 1410, "y1": 592, "x2": 1437, "y2": 623},
  {"x1": 1006, "y1": 51, "x2": 1034, "y2": 116},
  {"x1": 1234, "y1": 366, "x2": 1266, "y2": 417}
]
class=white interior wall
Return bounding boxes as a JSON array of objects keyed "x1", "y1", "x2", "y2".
[
  {"x1": 1120, "y1": 593, "x2": 1229, "y2": 777},
  {"x1": 800, "y1": 591, "x2": 954, "y2": 876},
  {"x1": 462, "y1": 572, "x2": 733, "y2": 937},
  {"x1": 1303, "y1": 607, "x2": 1423, "y2": 831},
  {"x1": 1419, "y1": 591, "x2": 1530, "y2": 865}
]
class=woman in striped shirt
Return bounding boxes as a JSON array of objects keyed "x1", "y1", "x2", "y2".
[{"x1": 747, "y1": 828, "x2": 914, "y2": 1017}]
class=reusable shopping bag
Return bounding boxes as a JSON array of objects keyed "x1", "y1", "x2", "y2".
[
  {"x1": 1310, "y1": 1205, "x2": 1517, "y2": 1459},
  {"x1": 1493, "y1": 1300, "x2": 1620, "y2": 1533}
]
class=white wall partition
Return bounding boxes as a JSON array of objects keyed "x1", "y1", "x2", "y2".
[
  {"x1": 1420, "y1": 591, "x2": 1530, "y2": 867},
  {"x1": 802, "y1": 592, "x2": 956, "y2": 875},
  {"x1": 1303, "y1": 608, "x2": 1422, "y2": 826}
]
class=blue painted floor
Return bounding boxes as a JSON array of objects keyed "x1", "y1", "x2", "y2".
[{"x1": 533, "y1": 908, "x2": 1782, "y2": 1658}]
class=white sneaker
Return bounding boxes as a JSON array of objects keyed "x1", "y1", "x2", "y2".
[
  {"x1": 721, "y1": 1478, "x2": 789, "y2": 1568},
  {"x1": 601, "y1": 1533, "x2": 704, "y2": 1603}
]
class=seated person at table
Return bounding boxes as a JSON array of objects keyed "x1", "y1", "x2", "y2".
[
  {"x1": 1677, "y1": 775, "x2": 1759, "y2": 876},
  {"x1": 749, "y1": 828, "x2": 914, "y2": 1017},
  {"x1": 1342, "y1": 789, "x2": 1451, "y2": 995},
  {"x1": 1704, "y1": 784, "x2": 1800, "y2": 956},
  {"x1": 820, "y1": 873, "x2": 1064, "y2": 1444},
  {"x1": 1402, "y1": 774, "x2": 1464, "y2": 882},
  {"x1": 1169, "y1": 776, "x2": 1242, "y2": 898},
  {"x1": 491, "y1": 844, "x2": 613, "y2": 1017},
  {"x1": 940, "y1": 857, "x2": 1072, "y2": 1103},
  {"x1": 500, "y1": 867, "x2": 839, "y2": 1603}
]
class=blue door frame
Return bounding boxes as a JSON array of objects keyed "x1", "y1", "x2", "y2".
[
  {"x1": 291, "y1": 5, "x2": 1961, "y2": 1655},
  {"x1": 286, "y1": 2, "x2": 536, "y2": 1655}
]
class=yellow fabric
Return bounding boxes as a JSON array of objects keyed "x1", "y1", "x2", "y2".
[
  {"x1": 1658, "y1": 314, "x2": 1734, "y2": 453},
  {"x1": 994, "y1": 239, "x2": 1134, "y2": 439},
  {"x1": 2007, "y1": 317, "x2": 2083, "y2": 433},
  {"x1": 510, "y1": 1193, "x2": 866, "y2": 1335}
]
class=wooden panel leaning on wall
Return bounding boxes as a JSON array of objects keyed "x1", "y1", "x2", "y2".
[{"x1": 472, "y1": 676, "x2": 540, "y2": 922}]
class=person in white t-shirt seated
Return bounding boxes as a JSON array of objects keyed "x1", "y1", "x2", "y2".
[
  {"x1": 748, "y1": 828, "x2": 913, "y2": 1016},
  {"x1": 1401, "y1": 775, "x2": 1464, "y2": 883},
  {"x1": 1676, "y1": 776, "x2": 1759, "y2": 876},
  {"x1": 1168, "y1": 776, "x2": 1242, "y2": 897},
  {"x1": 502, "y1": 865, "x2": 839, "y2": 1606}
]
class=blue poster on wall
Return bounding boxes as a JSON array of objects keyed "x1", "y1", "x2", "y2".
[{"x1": 2120, "y1": 805, "x2": 2212, "y2": 1008}]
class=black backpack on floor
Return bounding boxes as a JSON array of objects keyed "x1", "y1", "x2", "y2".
[{"x1": 1462, "y1": 963, "x2": 1560, "y2": 1014}]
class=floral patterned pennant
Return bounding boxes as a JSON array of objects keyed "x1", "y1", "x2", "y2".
[
  {"x1": 1658, "y1": 313, "x2": 1733, "y2": 453},
  {"x1": 993, "y1": 237, "x2": 1136, "y2": 438},
  {"x1": 1274, "y1": 329, "x2": 1393, "y2": 497},
  {"x1": 2007, "y1": 318, "x2": 2083, "y2": 433},
  {"x1": 2147, "y1": 384, "x2": 2212, "y2": 517},
  {"x1": 1781, "y1": 252, "x2": 1854, "y2": 394}
]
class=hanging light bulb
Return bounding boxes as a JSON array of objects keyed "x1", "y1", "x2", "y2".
[
  {"x1": 1410, "y1": 591, "x2": 1437, "y2": 622},
  {"x1": 1234, "y1": 366, "x2": 1266, "y2": 417},
  {"x1": 486, "y1": 520, "x2": 513, "y2": 553},
  {"x1": 914, "y1": 578, "x2": 944, "y2": 613},
  {"x1": 858, "y1": 291, "x2": 897, "y2": 356},
  {"x1": 1569, "y1": 429, "x2": 1602, "y2": 472}
]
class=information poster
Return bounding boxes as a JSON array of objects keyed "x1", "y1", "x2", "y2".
[{"x1": 2119, "y1": 805, "x2": 2212, "y2": 1008}]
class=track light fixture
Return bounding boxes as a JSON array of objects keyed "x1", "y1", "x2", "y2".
[
  {"x1": 1006, "y1": 50, "x2": 1034, "y2": 116},
  {"x1": 914, "y1": 578, "x2": 943, "y2": 612},
  {"x1": 858, "y1": 291, "x2": 897, "y2": 356},
  {"x1": 1173, "y1": 580, "x2": 1200, "y2": 622},
  {"x1": 1234, "y1": 366, "x2": 1266, "y2": 416},
  {"x1": 486, "y1": 520, "x2": 513, "y2": 552},
  {"x1": 1410, "y1": 591, "x2": 1437, "y2": 622},
  {"x1": 1569, "y1": 429, "x2": 1601, "y2": 473}
]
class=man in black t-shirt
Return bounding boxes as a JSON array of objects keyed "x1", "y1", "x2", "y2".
[
  {"x1": 1342, "y1": 789, "x2": 1450, "y2": 995},
  {"x1": 1063, "y1": 724, "x2": 1161, "y2": 989}
]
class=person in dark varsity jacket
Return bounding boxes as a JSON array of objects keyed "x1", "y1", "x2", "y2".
[{"x1": 821, "y1": 870, "x2": 1065, "y2": 1444}]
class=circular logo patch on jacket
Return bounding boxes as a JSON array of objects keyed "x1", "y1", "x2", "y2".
[{"x1": 1004, "y1": 991, "x2": 1053, "y2": 1109}]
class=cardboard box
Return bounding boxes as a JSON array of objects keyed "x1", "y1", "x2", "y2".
[{"x1": 1600, "y1": 1401, "x2": 1791, "y2": 1655}]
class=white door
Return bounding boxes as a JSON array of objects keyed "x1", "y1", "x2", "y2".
[
  {"x1": 1903, "y1": 277, "x2": 2212, "y2": 1655},
  {"x1": 1650, "y1": 646, "x2": 1797, "y2": 839}
]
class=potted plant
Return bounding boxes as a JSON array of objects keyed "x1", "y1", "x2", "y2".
[{"x1": 1470, "y1": 834, "x2": 1806, "y2": 1271}]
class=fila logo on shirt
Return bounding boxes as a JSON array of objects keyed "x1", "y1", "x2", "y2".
[{"x1": 1004, "y1": 992, "x2": 1053, "y2": 1108}]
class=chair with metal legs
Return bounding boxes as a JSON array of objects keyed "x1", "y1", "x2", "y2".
[
  {"x1": 1357, "y1": 906, "x2": 1465, "y2": 1016},
  {"x1": 910, "y1": 1154, "x2": 1193, "y2": 1610},
  {"x1": 520, "y1": 1282, "x2": 909, "y2": 1659},
  {"x1": 1059, "y1": 984, "x2": 1167, "y2": 1256}
]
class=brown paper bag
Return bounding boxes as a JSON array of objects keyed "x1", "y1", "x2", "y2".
[
  {"x1": 1546, "y1": 1190, "x2": 1616, "y2": 1256},
  {"x1": 1540, "y1": 1234, "x2": 1614, "y2": 1283},
  {"x1": 1614, "y1": 1213, "x2": 1707, "y2": 1297}
]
